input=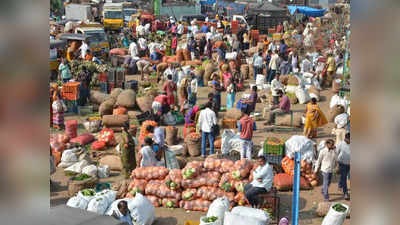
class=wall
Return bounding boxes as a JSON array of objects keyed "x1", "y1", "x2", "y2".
[{"x1": 160, "y1": 4, "x2": 201, "y2": 20}]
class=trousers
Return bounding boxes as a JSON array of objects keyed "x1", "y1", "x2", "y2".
[
  {"x1": 201, "y1": 131, "x2": 215, "y2": 156},
  {"x1": 339, "y1": 163, "x2": 350, "y2": 194},
  {"x1": 322, "y1": 172, "x2": 333, "y2": 200},
  {"x1": 244, "y1": 183, "x2": 267, "y2": 206}
]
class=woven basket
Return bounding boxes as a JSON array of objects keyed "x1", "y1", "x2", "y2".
[
  {"x1": 185, "y1": 134, "x2": 201, "y2": 157},
  {"x1": 67, "y1": 176, "x2": 98, "y2": 197},
  {"x1": 166, "y1": 126, "x2": 178, "y2": 146}
]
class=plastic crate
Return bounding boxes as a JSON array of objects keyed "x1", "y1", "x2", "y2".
[
  {"x1": 263, "y1": 137, "x2": 285, "y2": 155},
  {"x1": 61, "y1": 82, "x2": 80, "y2": 101},
  {"x1": 78, "y1": 105, "x2": 93, "y2": 116},
  {"x1": 264, "y1": 154, "x2": 283, "y2": 165}
]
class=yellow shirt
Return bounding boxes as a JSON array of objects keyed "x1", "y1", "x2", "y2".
[
  {"x1": 327, "y1": 57, "x2": 336, "y2": 72},
  {"x1": 243, "y1": 33, "x2": 249, "y2": 43}
]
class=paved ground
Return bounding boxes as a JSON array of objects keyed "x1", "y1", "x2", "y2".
[{"x1": 50, "y1": 74, "x2": 350, "y2": 225}]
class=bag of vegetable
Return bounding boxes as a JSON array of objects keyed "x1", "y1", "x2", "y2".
[
  {"x1": 131, "y1": 167, "x2": 169, "y2": 180},
  {"x1": 185, "y1": 133, "x2": 202, "y2": 157},
  {"x1": 130, "y1": 193, "x2": 155, "y2": 225},
  {"x1": 182, "y1": 175, "x2": 207, "y2": 189},
  {"x1": 182, "y1": 161, "x2": 203, "y2": 179},
  {"x1": 144, "y1": 180, "x2": 162, "y2": 197},
  {"x1": 166, "y1": 126, "x2": 179, "y2": 146},
  {"x1": 182, "y1": 188, "x2": 197, "y2": 201},
  {"x1": 219, "y1": 159, "x2": 235, "y2": 174},
  {"x1": 231, "y1": 206, "x2": 270, "y2": 225},
  {"x1": 179, "y1": 199, "x2": 212, "y2": 212},
  {"x1": 231, "y1": 159, "x2": 253, "y2": 180},
  {"x1": 95, "y1": 189, "x2": 117, "y2": 206},
  {"x1": 66, "y1": 195, "x2": 89, "y2": 210},
  {"x1": 203, "y1": 158, "x2": 222, "y2": 171},
  {"x1": 158, "y1": 184, "x2": 182, "y2": 200},
  {"x1": 82, "y1": 165, "x2": 98, "y2": 177},
  {"x1": 207, "y1": 197, "x2": 230, "y2": 225},
  {"x1": 87, "y1": 196, "x2": 109, "y2": 215},
  {"x1": 128, "y1": 179, "x2": 148, "y2": 197},
  {"x1": 164, "y1": 169, "x2": 183, "y2": 190},
  {"x1": 162, "y1": 198, "x2": 180, "y2": 208},
  {"x1": 203, "y1": 171, "x2": 221, "y2": 187},
  {"x1": 321, "y1": 203, "x2": 349, "y2": 225},
  {"x1": 196, "y1": 186, "x2": 220, "y2": 201},
  {"x1": 223, "y1": 211, "x2": 266, "y2": 225},
  {"x1": 146, "y1": 195, "x2": 161, "y2": 207}
]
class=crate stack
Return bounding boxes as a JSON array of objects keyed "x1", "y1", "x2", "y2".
[
  {"x1": 115, "y1": 67, "x2": 126, "y2": 89},
  {"x1": 98, "y1": 72, "x2": 108, "y2": 94},
  {"x1": 263, "y1": 137, "x2": 285, "y2": 166},
  {"x1": 107, "y1": 67, "x2": 116, "y2": 93},
  {"x1": 61, "y1": 82, "x2": 80, "y2": 113}
]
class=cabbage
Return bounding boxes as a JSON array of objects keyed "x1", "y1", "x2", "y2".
[
  {"x1": 236, "y1": 182, "x2": 244, "y2": 192},
  {"x1": 166, "y1": 200, "x2": 175, "y2": 208},
  {"x1": 232, "y1": 170, "x2": 241, "y2": 179},
  {"x1": 221, "y1": 182, "x2": 232, "y2": 192},
  {"x1": 183, "y1": 192, "x2": 193, "y2": 200}
]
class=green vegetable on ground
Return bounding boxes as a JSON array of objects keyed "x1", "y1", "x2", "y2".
[
  {"x1": 81, "y1": 189, "x2": 95, "y2": 196},
  {"x1": 202, "y1": 216, "x2": 218, "y2": 223},
  {"x1": 332, "y1": 203, "x2": 347, "y2": 212},
  {"x1": 72, "y1": 174, "x2": 91, "y2": 181}
]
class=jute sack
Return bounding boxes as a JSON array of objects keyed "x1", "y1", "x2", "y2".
[
  {"x1": 224, "y1": 108, "x2": 242, "y2": 120},
  {"x1": 99, "y1": 99, "x2": 116, "y2": 116},
  {"x1": 308, "y1": 86, "x2": 321, "y2": 101},
  {"x1": 90, "y1": 90, "x2": 109, "y2": 105},
  {"x1": 68, "y1": 176, "x2": 98, "y2": 197},
  {"x1": 329, "y1": 104, "x2": 345, "y2": 122},
  {"x1": 240, "y1": 64, "x2": 249, "y2": 80},
  {"x1": 185, "y1": 134, "x2": 201, "y2": 157},
  {"x1": 204, "y1": 63, "x2": 216, "y2": 84},
  {"x1": 279, "y1": 75, "x2": 289, "y2": 86},
  {"x1": 110, "y1": 88, "x2": 123, "y2": 99},
  {"x1": 136, "y1": 95, "x2": 154, "y2": 112},
  {"x1": 127, "y1": 110, "x2": 142, "y2": 120},
  {"x1": 275, "y1": 112, "x2": 302, "y2": 127},
  {"x1": 102, "y1": 115, "x2": 129, "y2": 127},
  {"x1": 116, "y1": 89, "x2": 136, "y2": 109},
  {"x1": 287, "y1": 76, "x2": 299, "y2": 86},
  {"x1": 166, "y1": 126, "x2": 179, "y2": 146}
]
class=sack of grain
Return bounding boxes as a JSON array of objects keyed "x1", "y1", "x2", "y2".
[
  {"x1": 225, "y1": 108, "x2": 242, "y2": 120},
  {"x1": 287, "y1": 76, "x2": 299, "y2": 86},
  {"x1": 240, "y1": 64, "x2": 249, "y2": 80},
  {"x1": 90, "y1": 90, "x2": 109, "y2": 105},
  {"x1": 102, "y1": 115, "x2": 129, "y2": 127},
  {"x1": 116, "y1": 89, "x2": 136, "y2": 109},
  {"x1": 166, "y1": 126, "x2": 178, "y2": 146},
  {"x1": 99, "y1": 99, "x2": 115, "y2": 116},
  {"x1": 185, "y1": 133, "x2": 201, "y2": 157},
  {"x1": 204, "y1": 63, "x2": 216, "y2": 84},
  {"x1": 275, "y1": 112, "x2": 302, "y2": 127},
  {"x1": 127, "y1": 110, "x2": 142, "y2": 120},
  {"x1": 279, "y1": 75, "x2": 289, "y2": 86},
  {"x1": 329, "y1": 104, "x2": 345, "y2": 122},
  {"x1": 110, "y1": 88, "x2": 123, "y2": 99},
  {"x1": 136, "y1": 95, "x2": 154, "y2": 112}
]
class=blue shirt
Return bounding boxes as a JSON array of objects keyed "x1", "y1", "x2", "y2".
[
  {"x1": 150, "y1": 52, "x2": 160, "y2": 61},
  {"x1": 201, "y1": 25, "x2": 208, "y2": 33},
  {"x1": 279, "y1": 43, "x2": 288, "y2": 55}
]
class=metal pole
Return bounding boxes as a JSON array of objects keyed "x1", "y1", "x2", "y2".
[{"x1": 292, "y1": 152, "x2": 301, "y2": 225}]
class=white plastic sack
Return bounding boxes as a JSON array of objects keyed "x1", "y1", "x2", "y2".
[
  {"x1": 223, "y1": 211, "x2": 266, "y2": 225},
  {"x1": 225, "y1": 52, "x2": 237, "y2": 60},
  {"x1": 312, "y1": 78, "x2": 322, "y2": 90},
  {"x1": 130, "y1": 193, "x2": 155, "y2": 225},
  {"x1": 330, "y1": 95, "x2": 350, "y2": 111},
  {"x1": 285, "y1": 135, "x2": 316, "y2": 163},
  {"x1": 169, "y1": 145, "x2": 184, "y2": 156},
  {"x1": 285, "y1": 85, "x2": 298, "y2": 94},
  {"x1": 77, "y1": 189, "x2": 96, "y2": 203},
  {"x1": 231, "y1": 206, "x2": 270, "y2": 225},
  {"x1": 321, "y1": 203, "x2": 349, "y2": 225},
  {"x1": 87, "y1": 197, "x2": 110, "y2": 215},
  {"x1": 82, "y1": 165, "x2": 98, "y2": 177},
  {"x1": 318, "y1": 140, "x2": 326, "y2": 152},
  {"x1": 221, "y1": 129, "x2": 244, "y2": 155},
  {"x1": 65, "y1": 160, "x2": 89, "y2": 174},
  {"x1": 66, "y1": 196, "x2": 89, "y2": 210},
  {"x1": 256, "y1": 74, "x2": 265, "y2": 86},
  {"x1": 95, "y1": 189, "x2": 117, "y2": 206},
  {"x1": 207, "y1": 197, "x2": 230, "y2": 225},
  {"x1": 98, "y1": 165, "x2": 110, "y2": 178},
  {"x1": 309, "y1": 92, "x2": 320, "y2": 101},
  {"x1": 163, "y1": 112, "x2": 176, "y2": 126},
  {"x1": 200, "y1": 216, "x2": 221, "y2": 225},
  {"x1": 57, "y1": 161, "x2": 75, "y2": 168},
  {"x1": 61, "y1": 149, "x2": 78, "y2": 163},
  {"x1": 295, "y1": 87, "x2": 311, "y2": 104}
]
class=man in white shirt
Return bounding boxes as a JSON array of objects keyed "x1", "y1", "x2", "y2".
[
  {"x1": 139, "y1": 137, "x2": 163, "y2": 167},
  {"x1": 144, "y1": 23, "x2": 151, "y2": 35},
  {"x1": 79, "y1": 41, "x2": 89, "y2": 59},
  {"x1": 198, "y1": 102, "x2": 217, "y2": 157},
  {"x1": 136, "y1": 22, "x2": 145, "y2": 37},
  {"x1": 271, "y1": 73, "x2": 284, "y2": 105},
  {"x1": 189, "y1": 73, "x2": 198, "y2": 105},
  {"x1": 252, "y1": 50, "x2": 264, "y2": 80},
  {"x1": 267, "y1": 50, "x2": 279, "y2": 83},
  {"x1": 177, "y1": 21, "x2": 184, "y2": 37},
  {"x1": 128, "y1": 39, "x2": 139, "y2": 58},
  {"x1": 314, "y1": 139, "x2": 337, "y2": 201},
  {"x1": 244, "y1": 155, "x2": 274, "y2": 207},
  {"x1": 137, "y1": 37, "x2": 147, "y2": 57},
  {"x1": 336, "y1": 133, "x2": 350, "y2": 200},
  {"x1": 300, "y1": 55, "x2": 312, "y2": 73}
]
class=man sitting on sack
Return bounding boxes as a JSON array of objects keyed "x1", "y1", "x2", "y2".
[{"x1": 265, "y1": 90, "x2": 291, "y2": 126}]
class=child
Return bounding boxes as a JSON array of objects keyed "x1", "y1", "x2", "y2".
[
  {"x1": 226, "y1": 78, "x2": 236, "y2": 109},
  {"x1": 314, "y1": 139, "x2": 337, "y2": 201}
]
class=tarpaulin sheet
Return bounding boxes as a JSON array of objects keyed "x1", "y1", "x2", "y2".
[{"x1": 287, "y1": 6, "x2": 327, "y2": 17}]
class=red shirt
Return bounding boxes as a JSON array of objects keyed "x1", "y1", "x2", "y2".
[
  {"x1": 172, "y1": 37, "x2": 177, "y2": 49},
  {"x1": 154, "y1": 95, "x2": 168, "y2": 105},
  {"x1": 239, "y1": 115, "x2": 255, "y2": 140}
]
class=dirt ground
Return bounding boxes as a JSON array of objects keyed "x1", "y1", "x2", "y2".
[{"x1": 50, "y1": 74, "x2": 350, "y2": 225}]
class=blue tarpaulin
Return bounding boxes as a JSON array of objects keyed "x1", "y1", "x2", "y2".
[
  {"x1": 200, "y1": 0, "x2": 216, "y2": 5},
  {"x1": 287, "y1": 6, "x2": 327, "y2": 17}
]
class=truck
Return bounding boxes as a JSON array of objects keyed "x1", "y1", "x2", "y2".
[
  {"x1": 103, "y1": 2, "x2": 124, "y2": 30},
  {"x1": 75, "y1": 23, "x2": 110, "y2": 57},
  {"x1": 65, "y1": 4, "x2": 93, "y2": 21},
  {"x1": 232, "y1": 14, "x2": 290, "y2": 34}
]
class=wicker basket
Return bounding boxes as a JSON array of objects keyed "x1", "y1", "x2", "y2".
[
  {"x1": 222, "y1": 119, "x2": 237, "y2": 129},
  {"x1": 166, "y1": 126, "x2": 178, "y2": 146},
  {"x1": 67, "y1": 176, "x2": 98, "y2": 197},
  {"x1": 185, "y1": 134, "x2": 201, "y2": 157}
]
